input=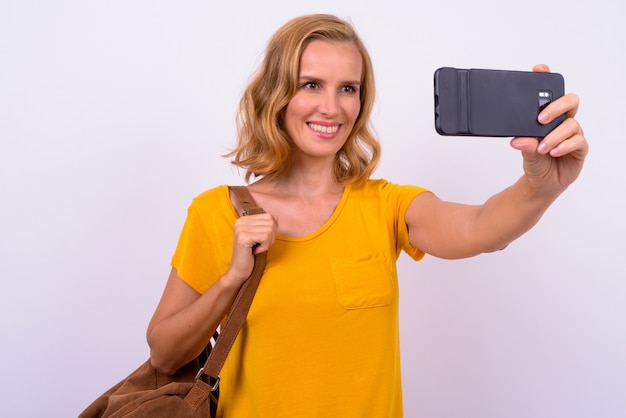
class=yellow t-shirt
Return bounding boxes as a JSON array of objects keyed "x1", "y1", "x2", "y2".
[{"x1": 171, "y1": 179, "x2": 428, "y2": 417}]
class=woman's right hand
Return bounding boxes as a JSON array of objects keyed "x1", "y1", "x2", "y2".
[
  {"x1": 148, "y1": 212, "x2": 277, "y2": 374},
  {"x1": 224, "y1": 212, "x2": 277, "y2": 287}
]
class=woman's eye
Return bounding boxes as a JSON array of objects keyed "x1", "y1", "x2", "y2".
[
  {"x1": 302, "y1": 81, "x2": 318, "y2": 89},
  {"x1": 341, "y1": 85, "x2": 358, "y2": 94}
]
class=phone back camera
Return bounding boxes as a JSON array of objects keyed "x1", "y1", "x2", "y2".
[{"x1": 538, "y1": 90, "x2": 553, "y2": 112}]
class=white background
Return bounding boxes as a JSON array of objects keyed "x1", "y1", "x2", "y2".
[{"x1": 1, "y1": 0, "x2": 624, "y2": 417}]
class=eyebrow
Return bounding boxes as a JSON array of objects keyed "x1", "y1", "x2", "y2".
[{"x1": 299, "y1": 75, "x2": 361, "y2": 86}]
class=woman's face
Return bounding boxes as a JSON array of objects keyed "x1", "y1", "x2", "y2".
[{"x1": 284, "y1": 40, "x2": 362, "y2": 163}]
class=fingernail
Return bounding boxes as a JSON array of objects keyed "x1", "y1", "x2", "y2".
[
  {"x1": 537, "y1": 142, "x2": 548, "y2": 153},
  {"x1": 538, "y1": 112, "x2": 549, "y2": 123}
]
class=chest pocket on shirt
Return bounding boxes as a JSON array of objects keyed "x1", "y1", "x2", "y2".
[{"x1": 331, "y1": 252, "x2": 394, "y2": 309}]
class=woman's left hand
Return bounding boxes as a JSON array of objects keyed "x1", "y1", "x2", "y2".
[{"x1": 510, "y1": 64, "x2": 589, "y2": 196}]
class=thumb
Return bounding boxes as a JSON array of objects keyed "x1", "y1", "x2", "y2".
[
  {"x1": 510, "y1": 136, "x2": 540, "y2": 153},
  {"x1": 252, "y1": 243, "x2": 268, "y2": 255}
]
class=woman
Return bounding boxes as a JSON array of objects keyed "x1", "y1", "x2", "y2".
[{"x1": 146, "y1": 14, "x2": 588, "y2": 417}]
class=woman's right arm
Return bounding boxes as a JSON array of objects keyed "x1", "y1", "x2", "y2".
[
  {"x1": 146, "y1": 267, "x2": 242, "y2": 374},
  {"x1": 147, "y1": 211, "x2": 277, "y2": 375}
]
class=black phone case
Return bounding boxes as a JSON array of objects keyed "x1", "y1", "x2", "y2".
[{"x1": 434, "y1": 67, "x2": 565, "y2": 137}]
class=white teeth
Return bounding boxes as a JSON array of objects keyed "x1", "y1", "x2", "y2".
[{"x1": 308, "y1": 123, "x2": 338, "y2": 134}]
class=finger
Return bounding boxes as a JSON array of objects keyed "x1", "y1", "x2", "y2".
[
  {"x1": 510, "y1": 136, "x2": 540, "y2": 153},
  {"x1": 249, "y1": 235, "x2": 274, "y2": 255},
  {"x1": 532, "y1": 63, "x2": 551, "y2": 73},
  {"x1": 252, "y1": 242, "x2": 271, "y2": 255},
  {"x1": 537, "y1": 118, "x2": 584, "y2": 156},
  {"x1": 548, "y1": 132, "x2": 588, "y2": 158},
  {"x1": 235, "y1": 213, "x2": 275, "y2": 231},
  {"x1": 236, "y1": 229, "x2": 274, "y2": 251},
  {"x1": 538, "y1": 93, "x2": 580, "y2": 123},
  {"x1": 234, "y1": 214, "x2": 277, "y2": 250}
]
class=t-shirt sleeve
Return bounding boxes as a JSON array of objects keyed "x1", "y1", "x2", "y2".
[
  {"x1": 392, "y1": 183, "x2": 430, "y2": 261},
  {"x1": 171, "y1": 187, "x2": 233, "y2": 294}
]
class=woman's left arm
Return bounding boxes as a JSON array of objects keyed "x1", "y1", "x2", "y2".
[{"x1": 406, "y1": 64, "x2": 589, "y2": 260}]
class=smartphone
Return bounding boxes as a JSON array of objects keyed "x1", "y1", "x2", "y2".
[{"x1": 434, "y1": 67, "x2": 565, "y2": 137}]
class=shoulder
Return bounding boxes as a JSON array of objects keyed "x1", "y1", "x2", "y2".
[
  {"x1": 189, "y1": 185, "x2": 231, "y2": 209},
  {"x1": 350, "y1": 178, "x2": 429, "y2": 200},
  {"x1": 182, "y1": 185, "x2": 239, "y2": 224},
  {"x1": 178, "y1": 185, "x2": 240, "y2": 238}
]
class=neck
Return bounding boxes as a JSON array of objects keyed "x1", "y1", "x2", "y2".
[
  {"x1": 252, "y1": 150, "x2": 348, "y2": 197},
  {"x1": 255, "y1": 165, "x2": 344, "y2": 197}
]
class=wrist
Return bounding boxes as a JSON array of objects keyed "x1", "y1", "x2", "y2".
[
  {"x1": 519, "y1": 174, "x2": 562, "y2": 203},
  {"x1": 219, "y1": 269, "x2": 248, "y2": 292}
]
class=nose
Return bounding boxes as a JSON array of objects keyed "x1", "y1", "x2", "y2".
[{"x1": 318, "y1": 91, "x2": 340, "y2": 116}]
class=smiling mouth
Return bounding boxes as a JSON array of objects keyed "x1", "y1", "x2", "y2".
[{"x1": 307, "y1": 123, "x2": 339, "y2": 134}]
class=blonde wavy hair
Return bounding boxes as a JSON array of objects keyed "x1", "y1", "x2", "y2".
[{"x1": 226, "y1": 14, "x2": 380, "y2": 184}]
